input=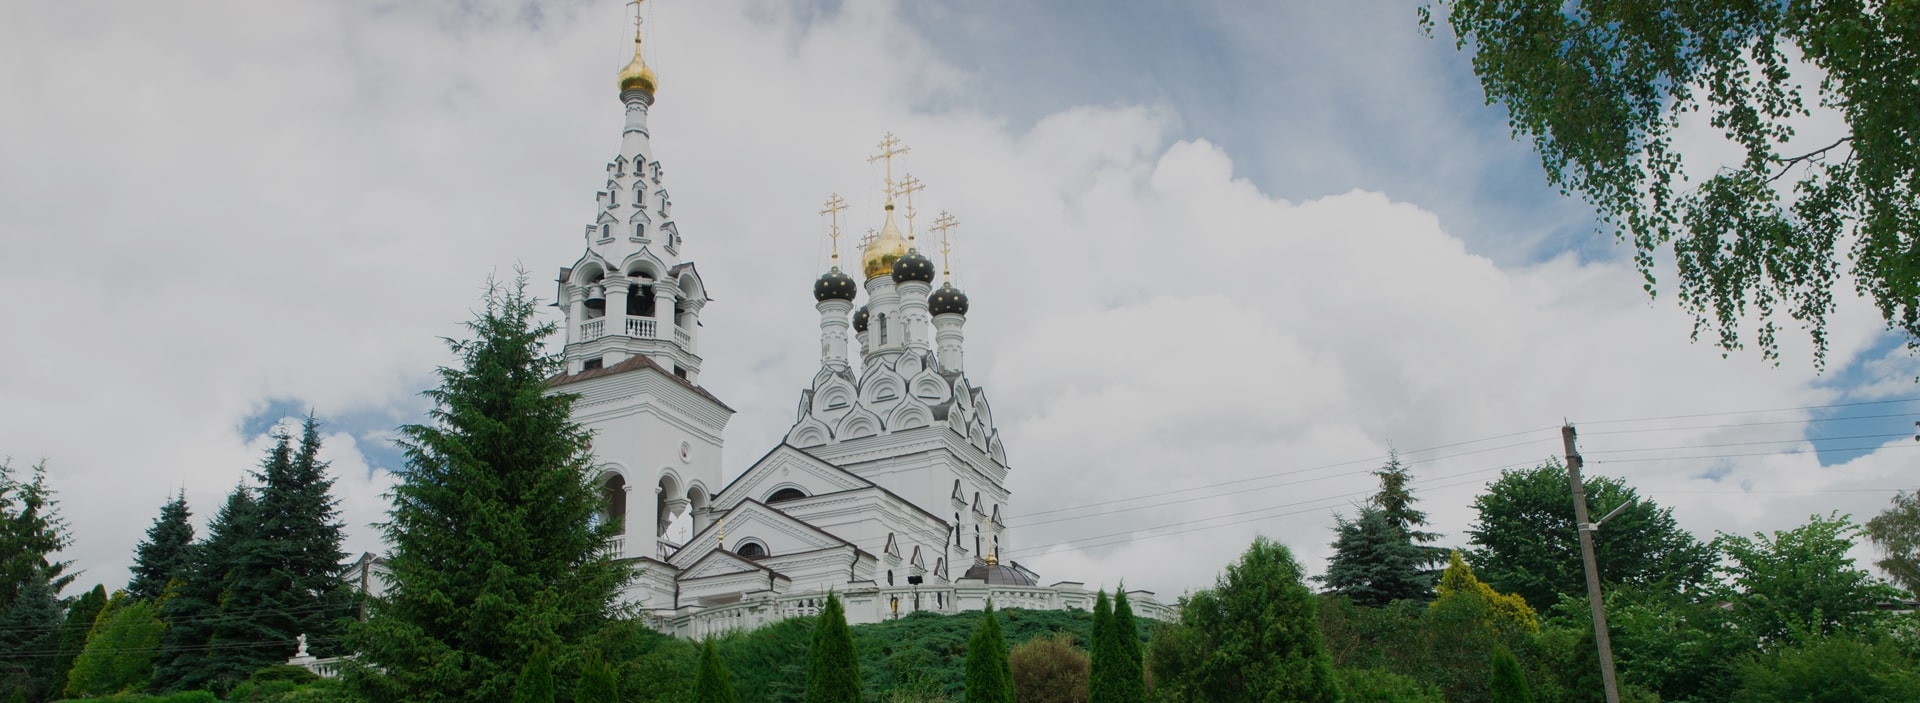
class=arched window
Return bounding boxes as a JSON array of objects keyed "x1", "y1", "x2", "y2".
[
  {"x1": 767, "y1": 487, "x2": 807, "y2": 504},
  {"x1": 878, "y1": 314, "x2": 888, "y2": 344},
  {"x1": 887, "y1": 570, "x2": 894, "y2": 586},
  {"x1": 599, "y1": 224, "x2": 610, "y2": 239},
  {"x1": 634, "y1": 223, "x2": 646, "y2": 239},
  {"x1": 609, "y1": 188, "x2": 618, "y2": 206},
  {"x1": 635, "y1": 186, "x2": 646, "y2": 206},
  {"x1": 737, "y1": 542, "x2": 767, "y2": 558}
]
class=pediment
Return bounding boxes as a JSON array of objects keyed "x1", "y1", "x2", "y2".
[
  {"x1": 673, "y1": 499, "x2": 854, "y2": 569},
  {"x1": 678, "y1": 549, "x2": 777, "y2": 581},
  {"x1": 716, "y1": 444, "x2": 872, "y2": 512}
]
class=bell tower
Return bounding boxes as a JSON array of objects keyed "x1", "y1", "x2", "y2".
[{"x1": 550, "y1": 2, "x2": 731, "y2": 575}]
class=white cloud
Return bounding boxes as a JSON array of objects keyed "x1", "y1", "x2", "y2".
[{"x1": 1, "y1": 0, "x2": 1913, "y2": 603}]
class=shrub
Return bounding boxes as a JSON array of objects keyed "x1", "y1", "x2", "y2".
[
  {"x1": 1336, "y1": 668, "x2": 1444, "y2": 703},
  {"x1": 1010, "y1": 633, "x2": 1088, "y2": 703}
]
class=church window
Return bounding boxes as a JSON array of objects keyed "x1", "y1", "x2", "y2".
[
  {"x1": 887, "y1": 570, "x2": 894, "y2": 586},
  {"x1": 582, "y1": 359, "x2": 603, "y2": 371},
  {"x1": 975, "y1": 534, "x2": 981, "y2": 556},
  {"x1": 878, "y1": 314, "x2": 888, "y2": 344},
  {"x1": 608, "y1": 188, "x2": 618, "y2": 206},
  {"x1": 767, "y1": 487, "x2": 807, "y2": 503},
  {"x1": 599, "y1": 224, "x2": 610, "y2": 240},
  {"x1": 737, "y1": 542, "x2": 767, "y2": 558},
  {"x1": 635, "y1": 185, "x2": 646, "y2": 206},
  {"x1": 634, "y1": 223, "x2": 645, "y2": 239},
  {"x1": 674, "y1": 366, "x2": 687, "y2": 379}
]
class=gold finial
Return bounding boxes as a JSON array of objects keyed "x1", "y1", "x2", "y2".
[
  {"x1": 986, "y1": 547, "x2": 998, "y2": 566},
  {"x1": 893, "y1": 174, "x2": 925, "y2": 243},
  {"x1": 618, "y1": 1, "x2": 658, "y2": 95},
  {"x1": 931, "y1": 211, "x2": 960, "y2": 278},
  {"x1": 820, "y1": 193, "x2": 848, "y2": 266},
  {"x1": 717, "y1": 517, "x2": 725, "y2": 548},
  {"x1": 867, "y1": 132, "x2": 910, "y2": 202}
]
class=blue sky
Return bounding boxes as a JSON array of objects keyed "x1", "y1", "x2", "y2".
[{"x1": 1, "y1": 0, "x2": 1914, "y2": 598}]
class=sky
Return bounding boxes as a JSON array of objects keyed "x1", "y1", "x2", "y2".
[{"x1": 2, "y1": 0, "x2": 1917, "y2": 603}]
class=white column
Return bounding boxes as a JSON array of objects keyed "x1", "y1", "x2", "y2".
[
  {"x1": 934, "y1": 313, "x2": 966, "y2": 373},
  {"x1": 896, "y1": 280, "x2": 932, "y2": 352},
  {"x1": 654, "y1": 280, "x2": 680, "y2": 341},
  {"x1": 602, "y1": 276, "x2": 630, "y2": 365},
  {"x1": 818, "y1": 298, "x2": 853, "y2": 367}
]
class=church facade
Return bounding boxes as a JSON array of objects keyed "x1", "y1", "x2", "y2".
[{"x1": 544, "y1": 17, "x2": 1168, "y2": 638}]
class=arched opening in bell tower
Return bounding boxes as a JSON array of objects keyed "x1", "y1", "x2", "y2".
[{"x1": 600, "y1": 473, "x2": 627, "y2": 535}]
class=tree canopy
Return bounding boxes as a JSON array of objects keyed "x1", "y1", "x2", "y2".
[
  {"x1": 0, "y1": 460, "x2": 73, "y2": 609},
  {"x1": 1423, "y1": 0, "x2": 1920, "y2": 365},
  {"x1": 807, "y1": 592, "x2": 863, "y2": 703},
  {"x1": 1713, "y1": 512, "x2": 1892, "y2": 643},
  {"x1": 1147, "y1": 536, "x2": 1339, "y2": 702},
  {"x1": 126, "y1": 491, "x2": 195, "y2": 603},
  {"x1": 964, "y1": 603, "x2": 1014, "y2": 703},
  {"x1": 1865, "y1": 488, "x2": 1920, "y2": 595}
]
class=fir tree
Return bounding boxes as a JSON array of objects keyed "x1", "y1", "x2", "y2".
[
  {"x1": 1110, "y1": 586, "x2": 1146, "y2": 703},
  {"x1": 0, "y1": 568, "x2": 62, "y2": 701},
  {"x1": 1489, "y1": 646, "x2": 1533, "y2": 703},
  {"x1": 578, "y1": 652, "x2": 619, "y2": 703},
  {"x1": 1371, "y1": 451, "x2": 1446, "y2": 570},
  {"x1": 1089, "y1": 590, "x2": 1116, "y2": 703},
  {"x1": 51, "y1": 584, "x2": 107, "y2": 696},
  {"x1": 511, "y1": 647, "x2": 555, "y2": 703},
  {"x1": 0, "y1": 460, "x2": 74, "y2": 609},
  {"x1": 127, "y1": 491, "x2": 195, "y2": 603},
  {"x1": 151, "y1": 482, "x2": 254, "y2": 692},
  {"x1": 1146, "y1": 537, "x2": 1339, "y2": 702},
  {"x1": 1322, "y1": 507, "x2": 1435, "y2": 606},
  {"x1": 964, "y1": 602, "x2": 1014, "y2": 703},
  {"x1": 693, "y1": 639, "x2": 736, "y2": 703},
  {"x1": 347, "y1": 277, "x2": 631, "y2": 703},
  {"x1": 806, "y1": 592, "x2": 861, "y2": 703}
]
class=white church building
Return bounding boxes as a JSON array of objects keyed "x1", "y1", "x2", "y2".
[{"x1": 535, "y1": 16, "x2": 1168, "y2": 638}]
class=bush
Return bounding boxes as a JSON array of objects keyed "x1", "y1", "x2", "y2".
[
  {"x1": 1010, "y1": 633, "x2": 1088, "y2": 703},
  {"x1": 1336, "y1": 668, "x2": 1443, "y2": 703},
  {"x1": 1737, "y1": 632, "x2": 1920, "y2": 702}
]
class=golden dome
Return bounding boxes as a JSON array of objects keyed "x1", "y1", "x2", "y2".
[
  {"x1": 862, "y1": 204, "x2": 910, "y2": 280},
  {"x1": 617, "y1": 27, "x2": 656, "y2": 95}
]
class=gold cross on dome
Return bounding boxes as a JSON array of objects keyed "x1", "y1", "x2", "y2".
[
  {"x1": 867, "y1": 132, "x2": 911, "y2": 198},
  {"x1": 859, "y1": 227, "x2": 878, "y2": 249},
  {"x1": 819, "y1": 193, "x2": 848, "y2": 264},
  {"x1": 893, "y1": 174, "x2": 925, "y2": 240},
  {"x1": 626, "y1": 0, "x2": 646, "y2": 45},
  {"x1": 931, "y1": 211, "x2": 960, "y2": 276}
]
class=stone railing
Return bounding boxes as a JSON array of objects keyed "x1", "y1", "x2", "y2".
[
  {"x1": 675, "y1": 327, "x2": 692, "y2": 346},
  {"x1": 626, "y1": 318, "x2": 655, "y2": 338},
  {"x1": 578, "y1": 319, "x2": 605, "y2": 342},
  {"x1": 654, "y1": 583, "x2": 1171, "y2": 639}
]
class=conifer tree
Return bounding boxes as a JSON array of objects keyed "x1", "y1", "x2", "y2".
[
  {"x1": 806, "y1": 592, "x2": 861, "y2": 703},
  {"x1": 1089, "y1": 590, "x2": 1116, "y2": 703},
  {"x1": 1110, "y1": 586, "x2": 1146, "y2": 703},
  {"x1": 965, "y1": 602, "x2": 1014, "y2": 703},
  {"x1": 51, "y1": 584, "x2": 107, "y2": 695},
  {"x1": 347, "y1": 277, "x2": 631, "y2": 702},
  {"x1": 1323, "y1": 507, "x2": 1434, "y2": 606},
  {"x1": 578, "y1": 652, "x2": 619, "y2": 703},
  {"x1": 511, "y1": 647, "x2": 555, "y2": 703},
  {"x1": 694, "y1": 639, "x2": 736, "y2": 703},
  {"x1": 65, "y1": 593, "x2": 165, "y2": 698},
  {"x1": 151, "y1": 482, "x2": 254, "y2": 692},
  {"x1": 0, "y1": 568, "x2": 62, "y2": 701},
  {"x1": 1146, "y1": 537, "x2": 1338, "y2": 702},
  {"x1": 127, "y1": 491, "x2": 195, "y2": 603},
  {"x1": 1489, "y1": 646, "x2": 1533, "y2": 703},
  {"x1": 0, "y1": 460, "x2": 74, "y2": 609}
]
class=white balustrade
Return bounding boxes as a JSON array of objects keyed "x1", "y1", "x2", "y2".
[
  {"x1": 675, "y1": 327, "x2": 692, "y2": 346},
  {"x1": 579, "y1": 319, "x2": 605, "y2": 342},
  {"x1": 626, "y1": 317, "x2": 656, "y2": 338}
]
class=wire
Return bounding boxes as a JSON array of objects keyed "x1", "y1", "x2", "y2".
[
  {"x1": 1585, "y1": 431, "x2": 1918, "y2": 454},
  {"x1": 1580, "y1": 397, "x2": 1919, "y2": 425},
  {"x1": 1582, "y1": 411, "x2": 1918, "y2": 436},
  {"x1": 1592, "y1": 442, "x2": 1920, "y2": 464}
]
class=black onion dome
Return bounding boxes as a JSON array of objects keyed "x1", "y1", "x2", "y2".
[
  {"x1": 813, "y1": 267, "x2": 857, "y2": 302},
  {"x1": 962, "y1": 562, "x2": 1035, "y2": 586},
  {"x1": 891, "y1": 248, "x2": 936, "y2": 283},
  {"x1": 853, "y1": 305, "x2": 870, "y2": 332},
  {"x1": 928, "y1": 282, "x2": 970, "y2": 316}
]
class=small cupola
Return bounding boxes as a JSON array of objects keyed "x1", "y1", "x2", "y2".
[
  {"x1": 853, "y1": 305, "x2": 871, "y2": 332},
  {"x1": 891, "y1": 249, "x2": 935, "y2": 283},
  {"x1": 928, "y1": 282, "x2": 970, "y2": 316},
  {"x1": 814, "y1": 267, "x2": 857, "y2": 302}
]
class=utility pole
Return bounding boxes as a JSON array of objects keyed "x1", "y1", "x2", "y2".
[{"x1": 1563, "y1": 424, "x2": 1621, "y2": 703}]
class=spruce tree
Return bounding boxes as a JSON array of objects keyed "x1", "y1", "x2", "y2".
[
  {"x1": 1323, "y1": 507, "x2": 1434, "y2": 606},
  {"x1": 806, "y1": 592, "x2": 861, "y2": 703},
  {"x1": 1090, "y1": 590, "x2": 1118, "y2": 703},
  {"x1": 693, "y1": 639, "x2": 736, "y2": 703},
  {"x1": 51, "y1": 584, "x2": 107, "y2": 695},
  {"x1": 217, "y1": 417, "x2": 352, "y2": 668},
  {"x1": 127, "y1": 491, "x2": 195, "y2": 603},
  {"x1": 1110, "y1": 586, "x2": 1146, "y2": 703},
  {"x1": 1371, "y1": 451, "x2": 1446, "y2": 573},
  {"x1": 203, "y1": 434, "x2": 304, "y2": 687},
  {"x1": 964, "y1": 602, "x2": 1014, "y2": 703},
  {"x1": 151, "y1": 482, "x2": 254, "y2": 692},
  {"x1": 511, "y1": 647, "x2": 555, "y2": 703},
  {"x1": 0, "y1": 460, "x2": 74, "y2": 609},
  {"x1": 1490, "y1": 646, "x2": 1533, "y2": 703},
  {"x1": 347, "y1": 277, "x2": 631, "y2": 702},
  {"x1": 0, "y1": 568, "x2": 62, "y2": 701}
]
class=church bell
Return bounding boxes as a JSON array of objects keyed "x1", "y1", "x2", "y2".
[{"x1": 585, "y1": 283, "x2": 607, "y2": 310}]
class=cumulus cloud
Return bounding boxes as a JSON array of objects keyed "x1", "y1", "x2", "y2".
[{"x1": 1, "y1": 0, "x2": 1913, "y2": 602}]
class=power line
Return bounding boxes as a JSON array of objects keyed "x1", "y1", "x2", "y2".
[
  {"x1": 1580, "y1": 397, "x2": 1918, "y2": 425},
  {"x1": 1582, "y1": 411, "x2": 1918, "y2": 436},
  {"x1": 1585, "y1": 431, "x2": 1917, "y2": 454},
  {"x1": 1592, "y1": 442, "x2": 1920, "y2": 464}
]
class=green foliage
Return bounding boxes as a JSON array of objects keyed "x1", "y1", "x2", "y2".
[
  {"x1": 693, "y1": 640, "x2": 735, "y2": 703},
  {"x1": 1148, "y1": 536, "x2": 1338, "y2": 702},
  {"x1": 0, "y1": 460, "x2": 75, "y2": 609},
  {"x1": 1572, "y1": 585, "x2": 1746, "y2": 703},
  {"x1": 512, "y1": 647, "x2": 555, "y2": 703},
  {"x1": 1435, "y1": 552, "x2": 1537, "y2": 633},
  {"x1": 61, "y1": 692, "x2": 220, "y2": 703},
  {"x1": 579, "y1": 651, "x2": 619, "y2": 703},
  {"x1": 1488, "y1": 647, "x2": 1532, "y2": 703},
  {"x1": 0, "y1": 567, "x2": 62, "y2": 701},
  {"x1": 1372, "y1": 451, "x2": 1441, "y2": 549},
  {"x1": 1335, "y1": 668, "x2": 1443, "y2": 703},
  {"x1": 1320, "y1": 587, "x2": 1538, "y2": 703},
  {"x1": 1467, "y1": 461, "x2": 1714, "y2": 612},
  {"x1": 151, "y1": 482, "x2": 254, "y2": 693},
  {"x1": 347, "y1": 276, "x2": 631, "y2": 702},
  {"x1": 54, "y1": 584, "x2": 109, "y2": 695},
  {"x1": 1735, "y1": 630, "x2": 1920, "y2": 702},
  {"x1": 1324, "y1": 507, "x2": 1437, "y2": 607},
  {"x1": 1423, "y1": 0, "x2": 1920, "y2": 365},
  {"x1": 1109, "y1": 588, "x2": 1146, "y2": 703},
  {"x1": 1010, "y1": 632, "x2": 1087, "y2": 703},
  {"x1": 963, "y1": 604, "x2": 1013, "y2": 703},
  {"x1": 127, "y1": 492, "x2": 195, "y2": 603},
  {"x1": 65, "y1": 595, "x2": 165, "y2": 698},
  {"x1": 1088, "y1": 591, "x2": 1115, "y2": 703},
  {"x1": 806, "y1": 593, "x2": 861, "y2": 703},
  {"x1": 1714, "y1": 511, "x2": 1894, "y2": 644},
  {"x1": 1866, "y1": 489, "x2": 1920, "y2": 595}
]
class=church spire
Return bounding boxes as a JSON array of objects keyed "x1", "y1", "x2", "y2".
[{"x1": 617, "y1": 0, "x2": 658, "y2": 96}]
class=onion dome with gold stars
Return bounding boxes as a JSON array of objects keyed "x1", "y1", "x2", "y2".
[
  {"x1": 928, "y1": 282, "x2": 969, "y2": 316},
  {"x1": 891, "y1": 248, "x2": 935, "y2": 283},
  {"x1": 813, "y1": 267, "x2": 857, "y2": 302},
  {"x1": 853, "y1": 305, "x2": 870, "y2": 332}
]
